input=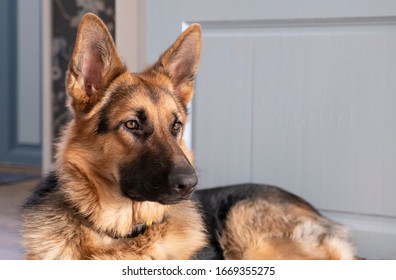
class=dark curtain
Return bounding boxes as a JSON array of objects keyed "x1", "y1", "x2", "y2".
[{"x1": 51, "y1": 0, "x2": 115, "y2": 143}]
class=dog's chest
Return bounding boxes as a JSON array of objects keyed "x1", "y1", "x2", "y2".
[{"x1": 85, "y1": 221, "x2": 205, "y2": 260}]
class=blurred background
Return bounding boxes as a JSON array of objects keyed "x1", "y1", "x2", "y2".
[{"x1": 0, "y1": 0, "x2": 396, "y2": 259}]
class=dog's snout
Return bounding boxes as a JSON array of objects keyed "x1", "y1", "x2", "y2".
[{"x1": 168, "y1": 167, "x2": 198, "y2": 196}]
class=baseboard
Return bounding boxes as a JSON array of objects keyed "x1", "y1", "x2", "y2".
[{"x1": 321, "y1": 210, "x2": 396, "y2": 260}]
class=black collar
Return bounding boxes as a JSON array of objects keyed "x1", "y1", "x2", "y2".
[
  {"x1": 111, "y1": 222, "x2": 154, "y2": 239},
  {"x1": 73, "y1": 208, "x2": 158, "y2": 239}
]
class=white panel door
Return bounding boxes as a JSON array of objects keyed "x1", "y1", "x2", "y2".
[{"x1": 118, "y1": 0, "x2": 396, "y2": 259}]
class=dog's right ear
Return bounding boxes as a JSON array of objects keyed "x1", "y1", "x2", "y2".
[
  {"x1": 66, "y1": 13, "x2": 126, "y2": 116},
  {"x1": 155, "y1": 24, "x2": 202, "y2": 109}
]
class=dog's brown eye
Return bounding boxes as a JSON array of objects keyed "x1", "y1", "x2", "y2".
[
  {"x1": 125, "y1": 120, "x2": 139, "y2": 130},
  {"x1": 173, "y1": 121, "x2": 182, "y2": 132}
]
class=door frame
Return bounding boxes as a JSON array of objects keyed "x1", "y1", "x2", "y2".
[{"x1": 0, "y1": 0, "x2": 41, "y2": 167}]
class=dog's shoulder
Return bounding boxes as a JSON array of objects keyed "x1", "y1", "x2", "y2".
[{"x1": 21, "y1": 171, "x2": 85, "y2": 259}]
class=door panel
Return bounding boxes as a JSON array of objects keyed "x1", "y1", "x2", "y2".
[
  {"x1": 194, "y1": 37, "x2": 254, "y2": 187},
  {"x1": 249, "y1": 23, "x2": 396, "y2": 218}
]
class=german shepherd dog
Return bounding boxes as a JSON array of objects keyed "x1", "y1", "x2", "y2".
[{"x1": 22, "y1": 13, "x2": 356, "y2": 260}]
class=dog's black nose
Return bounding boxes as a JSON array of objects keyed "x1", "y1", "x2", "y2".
[{"x1": 168, "y1": 167, "x2": 198, "y2": 196}]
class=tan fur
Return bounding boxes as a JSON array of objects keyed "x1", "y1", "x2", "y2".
[
  {"x1": 22, "y1": 13, "x2": 206, "y2": 260},
  {"x1": 220, "y1": 200, "x2": 356, "y2": 260}
]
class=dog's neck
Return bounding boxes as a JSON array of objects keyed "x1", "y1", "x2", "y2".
[{"x1": 74, "y1": 208, "x2": 164, "y2": 239}]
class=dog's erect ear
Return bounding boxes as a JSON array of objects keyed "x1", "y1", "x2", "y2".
[
  {"x1": 66, "y1": 13, "x2": 126, "y2": 115},
  {"x1": 156, "y1": 24, "x2": 202, "y2": 108}
]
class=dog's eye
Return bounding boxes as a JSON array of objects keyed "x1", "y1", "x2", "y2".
[
  {"x1": 124, "y1": 120, "x2": 139, "y2": 130},
  {"x1": 173, "y1": 121, "x2": 183, "y2": 132}
]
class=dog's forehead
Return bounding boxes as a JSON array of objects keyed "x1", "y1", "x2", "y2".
[
  {"x1": 99, "y1": 72, "x2": 184, "y2": 123},
  {"x1": 125, "y1": 74, "x2": 180, "y2": 112}
]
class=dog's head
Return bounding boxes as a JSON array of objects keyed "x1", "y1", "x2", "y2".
[{"x1": 63, "y1": 13, "x2": 201, "y2": 205}]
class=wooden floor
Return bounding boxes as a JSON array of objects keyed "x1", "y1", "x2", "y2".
[{"x1": 0, "y1": 165, "x2": 41, "y2": 259}]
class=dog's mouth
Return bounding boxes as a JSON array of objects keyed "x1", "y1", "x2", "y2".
[{"x1": 122, "y1": 189, "x2": 194, "y2": 205}]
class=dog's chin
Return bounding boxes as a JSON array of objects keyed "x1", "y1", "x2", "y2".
[
  {"x1": 123, "y1": 192, "x2": 191, "y2": 205},
  {"x1": 156, "y1": 198, "x2": 188, "y2": 205}
]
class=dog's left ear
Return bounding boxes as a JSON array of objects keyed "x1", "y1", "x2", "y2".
[{"x1": 156, "y1": 24, "x2": 202, "y2": 108}]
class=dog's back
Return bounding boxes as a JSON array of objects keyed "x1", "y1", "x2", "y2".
[{"x1": 193, "y1": 184, "x2": 356, "y2": 259}]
